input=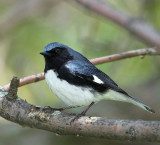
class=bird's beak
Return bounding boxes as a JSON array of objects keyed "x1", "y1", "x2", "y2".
[{"x1": 40, "y1": 52, "x2": 51, "y2": 56}]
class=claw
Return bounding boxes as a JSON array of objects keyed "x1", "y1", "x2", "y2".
[
  {"x1": 70, "y1": 102, "x2": 95, "y2": 125},
  {"x1": 70, "y1": 111, "x2": 86, "y2": 124},
  {"x1": 43, "y1": 106, "x2": 63, "y2": 113}
]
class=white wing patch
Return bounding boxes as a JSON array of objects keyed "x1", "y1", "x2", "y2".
[{"x1": 93, "y1": 75, "x2": 104, "y2": 84}]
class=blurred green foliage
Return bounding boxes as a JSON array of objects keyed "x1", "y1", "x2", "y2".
[{"x1": 0, "y1": 0, "x2": 159, "y2": 145}]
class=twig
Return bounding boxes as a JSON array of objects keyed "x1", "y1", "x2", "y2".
[
  {"x1": 6, "y1": 77, "x2": 19, "y2": 100},
  {"x1": 73, "y1": 0, "x2": 160, "y2": 49},
  {"x1": 3, "y1": 73, "x2": 45, "y2": 92},
  {"x1": 2, "y1": 48, "x2": 159, "y2": 91},
  {"x1": 0, "y1": 93, "x2": 159, "y2": 142},
  {"x1": 90, "y1": 47, "x2": 160, "y2": 65}
]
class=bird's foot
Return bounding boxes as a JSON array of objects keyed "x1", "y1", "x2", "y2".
[
  {"x1": 70, "y1": 111, "x2": 86, "y2": 124},
  {"x1": 43, "y1": 106, "x2": 64, "y2": 113},
  {"x1": 70, "y1": 102, "x2": 95, "y2": 124},
  {"x1": 43, "y1": 105, "x2": 80, "y2": 113}
]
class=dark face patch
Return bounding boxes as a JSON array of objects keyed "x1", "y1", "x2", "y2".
[{"x1": 43, "y1": 47, "x2": 73, "y2": 72}]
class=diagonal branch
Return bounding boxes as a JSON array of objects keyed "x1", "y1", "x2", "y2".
[
  {"x1": 2, "y1": 48, "x2": 160, "y2": 91},
  {"x1": 72, "y1": 0, "x2": 160, "y2": 49},
  {"x1": 90, "y1": 47, "x2": 160, "y2": 65},
  {"x1": 0, "y1": 78, "x2": 160, "y2": 142}
]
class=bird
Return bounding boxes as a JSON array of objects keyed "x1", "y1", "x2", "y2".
[{"x1": 40, "y1": 42, "x2": 155, "y2": 119}]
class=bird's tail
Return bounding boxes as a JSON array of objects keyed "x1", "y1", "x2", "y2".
[
  {"x1": 128, "y1": 95, "x2": 155, "y2": 113},
  {"x1": 103, "y1": 89, "x2": 155, "y2": 113}
]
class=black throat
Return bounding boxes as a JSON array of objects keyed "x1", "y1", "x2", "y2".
[{"x1": 44, "y1": 55, "x2": 73, "y2": 73}]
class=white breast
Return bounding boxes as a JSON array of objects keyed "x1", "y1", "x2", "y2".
[{"x1": 45, "y1": 70, "x2": 102, "y2": 106}]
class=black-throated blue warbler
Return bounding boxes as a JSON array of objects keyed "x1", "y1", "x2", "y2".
[{"x1": 40, "y1": 42, "x2": 155, "y2": 117}]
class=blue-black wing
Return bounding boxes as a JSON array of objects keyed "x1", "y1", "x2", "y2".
[
  {"x1": 60, "y1": 60, "x2": 128, "y2": 95},
  {"x1": 57, "y1": 59, "x2": 155, "y2": 113}
]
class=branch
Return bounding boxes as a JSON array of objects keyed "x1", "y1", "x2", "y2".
[
  {"x1": 2, "y1": 48, "x2": 160, "y2": 91},
  {"x1": 73, "y1": 0, "x2": 160, "y2": 49},
  {"x1": 0, "y1": 77, "x2": 160, "y2": 142},
  {"x1": 90, "y1": 47, "x2": 160, "y2": 65}
]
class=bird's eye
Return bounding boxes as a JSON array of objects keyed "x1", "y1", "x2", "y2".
[{"x1": 55, "y1": 48, "x2": 61, "y2": 54}]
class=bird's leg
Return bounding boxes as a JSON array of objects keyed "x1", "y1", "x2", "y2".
[
  {"x1": 71, "y1": 102, "x2": 95, "y2": 123},
  {"x1": 80, "y1": 102, "x2": 95, "y2": 116},
  {"x1": 43, "y1": 105, "x2": 80, "y2": 112}
]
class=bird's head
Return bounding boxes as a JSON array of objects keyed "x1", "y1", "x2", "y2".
[{"x1": 40, "y1": 42, "x2": 73, "y2": 71}]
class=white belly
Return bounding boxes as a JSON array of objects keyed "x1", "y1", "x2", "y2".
[{"x1": 45, "y1": 70, "x2": 102, "y2": 106}]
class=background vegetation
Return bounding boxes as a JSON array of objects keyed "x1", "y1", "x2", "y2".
[{"x1": 0, "y1": 0, "x2": 159, "y2": 145}]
